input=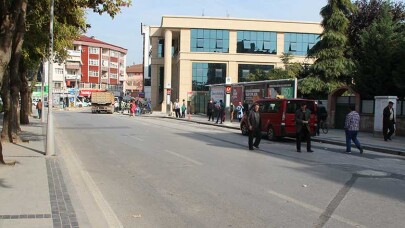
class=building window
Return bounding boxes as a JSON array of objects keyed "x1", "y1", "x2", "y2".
[
  {"x1": 110, "y1": 50, "x2": 119, "y2": 57},
  {"x1": 284, "y1": 33, "x2": 320, "y2": 56},
  {"x1": 192, "y1": 62, "x2": 227, "y2": 91},
  {"x1": 89, "y1": 71, "x2": 99, "y2": 77},
  {"x1": 89, "y1": 59, "x2": 99, "y2": 66},
  {"x1": 237, "y1": 31, "x2": 277, "y2": 54},
  {"x1": 238, "y1": 64, "x2": 274, "y2": 82},
  {"x1": 54, "y1": 68, "x2": 64, "y2": 75},
  {"x1": 110, "y1": 62, "x2": 118, "y2": 68},
  {"x1": 158, "y1": 39, "x2": 164, "y2": 58},
  {"x1": 190, "y1": 29, "x2": 229, "y2": 53},
  {"x1": 110, "y1": 73, "x2": 118, "y2": 79},
  {"x1": 54, "y1": 82, "x2": 62, "y2": 89},
  {"x1": 89, "y1": 47, "x2": 99, "y2": 54}
]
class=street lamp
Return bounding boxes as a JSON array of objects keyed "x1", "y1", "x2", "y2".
[{"x1": 46, "y1": 0, "x2": 55, "y2": 156}]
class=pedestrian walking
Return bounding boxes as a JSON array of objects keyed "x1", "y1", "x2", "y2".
[
  {"x1": 181, "y1": 100, "x2": 187, "y2": 118},
  {"x1": 248, "y1": 103, "x2": 261, "y2": 150},
  {"x1": 230, "y1": 103, "x2": 234, "y2": 123},
  {"x1": 207, "y1": 100, "x2": 214, "y2": 121},
  {"x1": 295, "y1": 102, "x2": 313, "y2": 152},
  {"x1": 174, "y1": 99, "x2": 181, "y2": 118},
  {"x1": 216, "y1": 100, "x2": 225, "y2": 124},
  {"x1": 236, "y1": 102, "x2": 244, "y2": 122},
  {"x1": 36, "y1": 99, "x2": 43, "y2": 119},
  {"x1": 383, "y1": 101, "x2": 396, "y2": 141},
  {"x1": 345, "y1": 106, "x2": 363, "y2": 154},
  {"x1": 316, "y1": 101, "x2": 328, "y2": 136},
  {"x1": 129, "y1": 100, "x2": 136, "y2": 117}
]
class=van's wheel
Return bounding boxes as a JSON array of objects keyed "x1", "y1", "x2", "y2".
[
  {"x1": 241, "y1": 123, "x2": 248, "y2": 136},
  {"x1": 267, "y1": 126, "x2": 276, "y2": 141}
]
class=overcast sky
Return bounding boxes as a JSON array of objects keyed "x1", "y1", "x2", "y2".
[{"x1": 83, "y1": 0, "x2": 360, "y2": 65}]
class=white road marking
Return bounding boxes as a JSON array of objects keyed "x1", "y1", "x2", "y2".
[
  {"x1": 268, "y1": 190, "x2": 365, "y2": 228},
  {"x1": 164, "y1": 150, "x2": 203, "y2": 166},
  {"x1": 130, "y1": 135, "x2": 144, "y2": 141}
]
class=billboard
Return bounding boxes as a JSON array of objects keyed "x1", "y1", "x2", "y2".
[
  {"x1": 266, "y1": 79, "x2": 296, "y2": 99},
  {"x1": 210, "y1": 86, "x2": 224, "y2": 102}
]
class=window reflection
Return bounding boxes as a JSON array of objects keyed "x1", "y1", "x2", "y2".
[
  {"x1": 284, "y1": 33, "x2": 320, "y2": 56},
  {"x1": 237, "y1": 31, "x2": 277, "y2": 54},
  {"x1": 191, "y1": 29, "x2": 229, "y2": 53},
  {"x1": 192, "y1": 63, "x2": 227, "y2": 91}
]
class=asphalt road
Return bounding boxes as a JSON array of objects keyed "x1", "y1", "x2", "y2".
[{"x1": 54, "y1": 110, "x2": 405, "y2": 228}]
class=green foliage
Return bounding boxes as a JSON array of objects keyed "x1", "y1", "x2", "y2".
[
  {"x1": 353, "y1": 2, "x2": 404, "y2": 98},
  {"x1": 309, "y1": 0, "x2": 355, "y2": 85},
  {"x1": 22, "y1": 0, "x2": 131, "y2": 73}
]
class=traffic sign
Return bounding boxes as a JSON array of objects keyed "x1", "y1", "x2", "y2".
[{"x1": 225, "y1": 86, "x2": 231, "y2": 94}]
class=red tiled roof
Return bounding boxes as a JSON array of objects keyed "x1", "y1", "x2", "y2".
[
  {"x1": 126, "y1": 64, "x2": 143, "y2": 73},
  {"x1": 76, "y1": 35, "x2": 127, "y2": 53}
]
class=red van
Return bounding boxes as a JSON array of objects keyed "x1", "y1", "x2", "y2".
[{"x1": 240, "y1": 99, "x2": 317, "y2": 140}]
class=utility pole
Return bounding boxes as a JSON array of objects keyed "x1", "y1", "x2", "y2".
[{"x1": 46, "y1": 0, "x2": 55, "y2": 156}]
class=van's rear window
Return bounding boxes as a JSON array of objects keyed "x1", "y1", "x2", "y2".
[{"x1": 286, "y1": 101, "x2": 315, "y2": 114}]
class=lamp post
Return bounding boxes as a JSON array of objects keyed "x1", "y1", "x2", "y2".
[{"x1": 46, "y1": 0, "x2": 55, "y2": 156}]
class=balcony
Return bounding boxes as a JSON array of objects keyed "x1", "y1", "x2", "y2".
[
  {"x1": 65, "y1": 74, "x2": 80, "y2": 80},
  {"x1": 67, "y1": 50, "x2": 81, "y2": 57},
  {"x1": 65, "y1": 62, "x2": 81, "y2": 69}
]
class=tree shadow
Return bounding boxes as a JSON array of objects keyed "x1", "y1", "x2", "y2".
[{"x1": 0, "y1": 178, "x2": 11, "y2": 188}]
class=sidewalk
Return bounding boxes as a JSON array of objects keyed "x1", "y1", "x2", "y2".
[
  {"x1": 0, "y1": 117, "x2": 79, "y2": 228},
  {"x1": 146, "y1": 112, "x2": 405, "y2": 156}
]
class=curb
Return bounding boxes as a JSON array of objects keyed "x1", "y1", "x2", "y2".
[{"x1": 143, "y1": 114, "x2": 405, "y2": 156}]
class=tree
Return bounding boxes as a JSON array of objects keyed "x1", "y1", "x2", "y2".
[
  {"x1": 0, "y1": 0, "x2": 131, "y2": 164},
  {"x1": 353, "y1": 3, "x2": 403, "y2": 98},
  {"x1": 347, "y1": 0, "x2": 405, "y2": 98},
  {"x1": 348, "y1": 0, "x2": 405, "y2": 60},
  {"x1": 308, "y1": 0, "x2": 355, "y2": 93}
]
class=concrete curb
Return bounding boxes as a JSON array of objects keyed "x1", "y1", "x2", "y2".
[{"x1": 143, "y1": 114, "x2": 405, "y2": 156}]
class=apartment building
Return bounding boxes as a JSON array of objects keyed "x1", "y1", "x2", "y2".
[
  {"x1": 125, "y1": 64, "x2": 143, "y2": 94},
  {"x1": 73, "y1": 35, "x2": 128, "y2": 97},
  {"x1": 142, "y1": 16, "x2": 322, "y2": 113}
]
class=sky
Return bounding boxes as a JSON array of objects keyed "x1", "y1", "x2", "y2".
[{"x1": 84, "y1": 0, "x2": 329, "y2": 65}]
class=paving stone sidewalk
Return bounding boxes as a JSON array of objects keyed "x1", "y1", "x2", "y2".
[{"x1": 0, "y1": 117, "x2": 79, "y2": 228}]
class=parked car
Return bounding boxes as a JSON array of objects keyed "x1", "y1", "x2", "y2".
[{"x1": 240, "y1": 98, "x2": 317, "y2": 140}]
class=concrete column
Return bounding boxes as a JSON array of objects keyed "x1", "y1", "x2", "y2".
[{"x1": 163, "y1": 29, "x2": 172, "y2": 114}]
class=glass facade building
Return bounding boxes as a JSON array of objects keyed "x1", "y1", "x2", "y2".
[
  {"x1": 192, "y1": 63, "x2": 227, "y2": 91},
  {"x1": 191, "y1": 29, "x2": 229, "y2": 53},
  {"x1": 238, "y1": 64, "x2": 274, "y2": 82},
  {"x1": 237, "y1": 31, "x2": 277, "y2": 54},
  {"x1": 284, "y1": 33, "x2": 320, "y2": 56}
]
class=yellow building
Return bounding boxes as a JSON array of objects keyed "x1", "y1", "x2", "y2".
[{"x1": 143, "y1": 15, "x2": 322, "y2": 113}]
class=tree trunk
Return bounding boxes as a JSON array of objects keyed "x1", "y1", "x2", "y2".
[
  {"x1": 20, "y1": 67, "x2": 30, "y2": 124},
  {"x1": 0, "y1": 0, "x2": 26, "y2": 164},
  {"x1": 7, "y1": 0, "x2": 26, "y2": 143},
  {"x1": 1, "y1": 73, "x2": 11, "y2": 142}
]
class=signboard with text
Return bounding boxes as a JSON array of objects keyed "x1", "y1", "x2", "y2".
[{"x1": 210, "y1": 86, "x2": 224, "y2": 102}]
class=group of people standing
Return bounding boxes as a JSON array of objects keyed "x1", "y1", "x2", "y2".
[
  {"x1": 206, "y1": 100, "x2": 246, "y2": 124},
  {"x1": 173, "y1": 99, "x2": 187, "y2": 118}
]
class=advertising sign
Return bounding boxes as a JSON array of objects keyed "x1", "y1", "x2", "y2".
[
  {"x1": 210, "y1": 86, "x2": 224, "y2": 102},
  {"x1": 244, "y1": 85, "x2": 264, "y2": 103},
  {"x1": 266, "y1": 79, "x2": 296, "y2": 98},
  {"x1": 231, "y1": 86, "x2": 243, "y2": 106}
]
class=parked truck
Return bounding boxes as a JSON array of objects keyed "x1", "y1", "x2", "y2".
[{"x1": 91, "y1": 92, "x2": 115, "y2": 114}]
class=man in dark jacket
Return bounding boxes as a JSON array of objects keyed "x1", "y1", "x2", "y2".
[
  {"x1": 207, "y1": 100, "x2": 214, "y2": 121},
  {"x1": 295, "y1": 102, "x2": 313, "y2": 152},
  {"x1": 383, "y1": 101, "x2": 395, "y2": 141},
  {"x1": 248, "y1": 103, "x2": 262, "y2": 150},
  {"x1": 215, "y1": 100, "x2": 225, "y2": 124}
]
